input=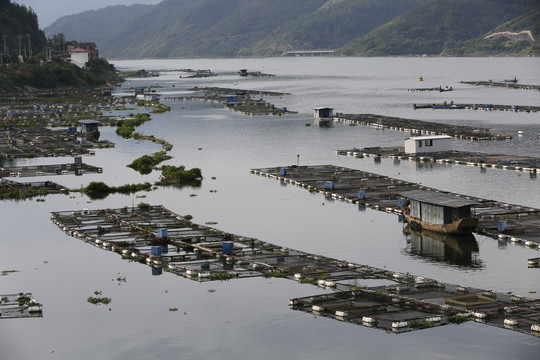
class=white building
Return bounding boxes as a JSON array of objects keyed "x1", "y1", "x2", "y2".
[
  {"x1": 404, "y1": 135, "x2": 452, "y2": 154},
  {"x1": 68, "y1": 48, "x2": 89, "y2": 68}
]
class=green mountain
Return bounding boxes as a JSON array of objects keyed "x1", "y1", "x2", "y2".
[
  {"x1": 44, "y1": 0, "x2": 427, "y2": 58},
  {"x1": 454, "y1": 6, "x2": 540, "y2": 56},
  {"x1": 338, "y1": 0, "x2": 539, "y2": 56},
  {"x1": 0, "y1": 0, "x2": 46, "y2": 58},
  {"x1": 43, "y1": 4, "x2": 154, "y2": 41}
]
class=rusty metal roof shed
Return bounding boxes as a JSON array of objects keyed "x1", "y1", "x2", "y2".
[{"x1": 401, "y1": 190, "x2": 479, "y2": 208}]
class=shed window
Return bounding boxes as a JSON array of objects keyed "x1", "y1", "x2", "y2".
[
  {"x1": 424, "y1": 139, "x2": 433, "y2": 146},
  {"x1": 417, "y1": 140, "x2": 422, "y2": 147}
]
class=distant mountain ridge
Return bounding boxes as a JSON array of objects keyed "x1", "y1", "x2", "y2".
[
  {"x1": 43, "y1": 0, "x2": 539, "y2": 58},
  {"x1": 339, "y1": 0, "x2": 539, "y2": 56}
]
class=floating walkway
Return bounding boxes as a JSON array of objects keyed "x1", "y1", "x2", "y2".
[
  {"x1": 334, "y1": 113, "x2": 511, "y2": 141},
  {"x1": 0, "y1": 293, "x2": 43, "y2": 319},
  {"x1": 50, "y1": 205, "x2": 540, "y2": 337},
  {"x1": 336, "y1": 148, "x2": 539, "y2": 173},
  {"x1": 250, "y1": 165, "x2": 540, "y2": 247}
]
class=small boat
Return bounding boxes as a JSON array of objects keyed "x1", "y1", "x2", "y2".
[
  {"x1": 418, "y1": 76, "x2": 424, "y2": 81},
  {"x1": 432, "y1": 104, "x2": 462, "y2": 109},
  {"x1": 404, "y1": 213, "x2": 478, "y2": 234}
]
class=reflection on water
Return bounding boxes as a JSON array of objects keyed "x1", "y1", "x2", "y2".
[{"x1": 403, "y1": 226, "x2": 483, "y2": 268}]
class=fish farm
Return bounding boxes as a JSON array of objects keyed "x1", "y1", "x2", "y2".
[
  {"x1": 412, "y1": 103, "x2": 540, "y2": 112},
  {"x1": 460, "y1": 80, "x2": 540, "y2": 91},
  {"x1": 0, "y1": 293, "x2": 43, "y2": 319},
  {"x1": 250, "y1": 165, "x2": 540, "y2": 247},
  {"x1": 335, "y1": 148, "x2": 540, "y2": 173},
  {"x1": 334, "y1": 113, "x2": 511, "y2": 141},
  {"x1": 0, "y1": 159, "x2": 103, "y2": 178},
  {"x1": 50, "y1": 205, "x2": 540, "y2": 337},
  {"x1": 0, "y1": 127, "x2": 111, "y2": 158}
]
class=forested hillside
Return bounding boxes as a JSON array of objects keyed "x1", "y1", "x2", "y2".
[
  {"x1": 44, "y1": 0, "x2": 427, "y2": 58},
  {"x1": 0, "y1": 0, "x2": 46, "y2": 57},
  {"x1": 338, "y1": 0, "x2": 539, "y2": 56},
  {"x1": 43, "y1": 4, "x2": 153, "y2": 41}
]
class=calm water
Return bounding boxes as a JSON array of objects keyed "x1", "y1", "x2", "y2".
[{"x1": 2, "y1": 57, "x2": 540, "y2": 359}]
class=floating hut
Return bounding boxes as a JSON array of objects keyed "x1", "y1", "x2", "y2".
[
  {"x1": 404, "y1": 135, "x2": 452, "y2": 154},
  {"x1": 314, "y1": 107, "x2": 333, "y2": 127},
  {"x1": 401, "y1": 190, "x2": 478, "y2": 234},
  {"x1": 79, "y1": 120, "x2": 99, "y2": 133}
]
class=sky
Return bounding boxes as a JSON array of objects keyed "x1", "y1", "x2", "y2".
[{"x1": 12, "y1": 0, "x2": 162, "y2": 28}]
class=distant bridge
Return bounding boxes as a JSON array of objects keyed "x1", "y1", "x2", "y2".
[{"x1": 281, "y1": 50, "x2": 335, "y2": 57}]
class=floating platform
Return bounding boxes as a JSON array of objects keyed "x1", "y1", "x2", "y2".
[
  {"x1": 0, "y1": 127, "x2": 111, "y2": 158},
  {"x1": 164, "y1": 87, "x2": 295, "y2": 116},
  {"x1": 50, "y1": 205, "x2": 540, "y2": 337},
  {"x1": 461, "y1": 80, "x2": 540, "y2": 91},
  {"x1": 413, "y1": 103, "x2": 540, "y2": 112},
  {"x1": 334, "y1": 113, "x2": 510, "y2": 141},
  {"x1": 336, "y1": 148, "x2": 539, "y2": 173},
  {"x1": 0, "y1": 293, "x2": 43, "y2": 319},
  {"x1": 408, "y1": 86, "x2": 453, "y2": 92},
  {"x1": 1, "y1": 178, "x2": 67, "y2": 199},
  {"x1": 1, "y1": 162, "x2": 103, "y2": 177},
  {"x1": 250, "y1": 165, "x2": 540, "y2": 247}
]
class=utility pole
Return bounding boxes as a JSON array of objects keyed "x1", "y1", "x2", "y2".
[{"x1": 27, "y1": 33, "x2": 31, "y2": 57}]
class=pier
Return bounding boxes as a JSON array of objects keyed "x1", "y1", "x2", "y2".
[
  {"x1": 334, "y1": 113, "x2": 511, "y2": 140},
  {"x1": 336, "y1": 148, "x2": 540, "y2": 173},
  {"x1": 50, "y1": 205, "x2": 540, "y2": 337},
  {"x1": 281, "y1": 50, "x2": 335, "y2": 56},
  {"x1": 250, "y1": 165, "x2": 540, "y2": 246}
]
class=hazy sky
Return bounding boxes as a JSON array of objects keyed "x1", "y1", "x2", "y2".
[{"x1": 12, "y1": 0, "x2": 162, "y2": 28}]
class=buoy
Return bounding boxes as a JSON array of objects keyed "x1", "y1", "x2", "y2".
[
  {"x1": 392, "y1": 321, "x2": 408, "y2": 328},
  {"x1": 335, "y1": 310, "x2": 348, "y2": 318},
  {"x1": 312, "y1": 305, "x2": 324, "y2": 312},
  {"x1": 531, "y1": 324, "x2": 540, "y2": 332},
  {"x1": 504, "y1": 318, "x2": 518, "y2": 326},
  {"x1": 472, "y1": 311, "x2": 486, "y2": 318},
  {"x1": 362, "y1": 316, "x2": 376, "y2": 324}
]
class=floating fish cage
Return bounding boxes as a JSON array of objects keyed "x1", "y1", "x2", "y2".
[
  {"x1": 51, "y1": 205, "x2": 540, "y2": 337},
  {"x1": 0, "y1": 293, "x2": 43, "y2": 319}
]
